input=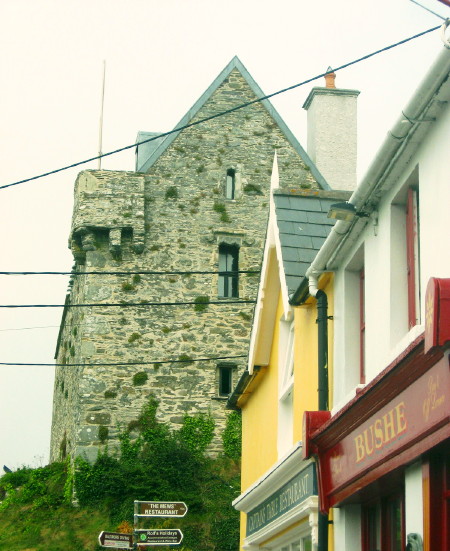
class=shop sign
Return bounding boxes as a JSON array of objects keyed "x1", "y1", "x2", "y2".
[
  {"x1": 320, "y1": 356, "x2": 449, "y2": 505},
  {"x1": 246, "y1": 462, "x2": 316, "y2": 536}
]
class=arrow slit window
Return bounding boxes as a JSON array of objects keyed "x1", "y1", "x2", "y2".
[
  {"x1": 225, "y1": 169, "x2": 236, "y2": 199},
  {"x1": 217, "y1": 364, "x2": 234, "y2": 396},
  {"x1": 218, "y1": 244, "x2": 239, "y2": 298}
]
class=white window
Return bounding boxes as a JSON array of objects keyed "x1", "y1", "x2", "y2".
[
  {"x1": 274, "y1": 535, "x2": 312, "y2": 551},
  {"x1": 338, "y1": 245, "x2": 365, "y2": 398},
  {"x1": 390, "y1": 169, "x2": 421, "y2": 344},
  {"x1": 278, "y1": 319, "x2": 294, "y2": 457}
]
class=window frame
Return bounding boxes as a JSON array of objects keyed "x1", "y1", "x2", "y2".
[
  {"x1": 406, "y1": 187, "x2": 420, "y2": 329},
  {"x1": 218, "y1": 243, "x2": 239, "y2": 298},
  {"x1": 359, "y1": 268, "x2": 366, "y2": 384},
  {"x1": 362, "y1": 491, "x2": 405, "y2": 551}
]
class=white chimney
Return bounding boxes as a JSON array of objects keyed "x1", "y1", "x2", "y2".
[{"x1": 303, "y1": 68, "x2": 359, "y2": 191}]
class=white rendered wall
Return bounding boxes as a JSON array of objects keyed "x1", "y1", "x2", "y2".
[
  {"x1": 306, "y1": 90, "x2": 359, "y2": 191},
  {"x1": 333, "y1": 98, "x2": 450, "y2": 400},
  {"x1": 331, "y1": 81, "x2": 450, "y2": 551},
  {"x1": 416, "y1": 101, "x2": 450, "y2": 291},
  {"x1": 405, "y1": 462, "x2": 423, "y2": 542},
  {"x1": 332, "y1": 505, "x2": 362, "y2": 551}
]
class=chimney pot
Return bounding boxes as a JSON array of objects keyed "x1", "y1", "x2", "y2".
[{"x1": 325, "y1": 67, "x2": 336, "y2": 89}]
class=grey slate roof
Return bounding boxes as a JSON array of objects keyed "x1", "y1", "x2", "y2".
[
  {"x1": 135, "y1": 132, "x2": 166, "y2": 172},
  {"x1": 274, "y1": 189, "x2": 352, "y2": 294},
  {"x1": 135, "y1": 56, "x2": 330, "y2": 190}
]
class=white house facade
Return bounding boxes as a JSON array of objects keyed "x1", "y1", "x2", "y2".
[{"x1": 302, "y1": 44, "x2": 450, "y2": 551}]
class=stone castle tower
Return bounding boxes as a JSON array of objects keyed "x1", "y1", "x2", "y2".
[{"x1": 50, "y1": 57, "x2": 329, "y2": 462}]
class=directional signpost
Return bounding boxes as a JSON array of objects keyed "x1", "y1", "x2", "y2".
[
  {"x1": 98, "y1": 531, "x2": 133, "y2": 549},
  {"x1": 104, "y1": 500, "x2": 191, "y2": 548},
  {"x1": 136, "y1": 501, "x2": 188, "y2": 518},
  {"x1": 135, "y1": 529, "x2": 183, "y2": 546}
]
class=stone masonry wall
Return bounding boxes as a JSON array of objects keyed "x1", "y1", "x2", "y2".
[{"x1": 50, "y1": 69, "x2": 322, "y2": 463}]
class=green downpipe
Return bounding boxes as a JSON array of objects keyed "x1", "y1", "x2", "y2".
[{"x1": 316, "y1": 289, "x2": 329, "y2": 551}]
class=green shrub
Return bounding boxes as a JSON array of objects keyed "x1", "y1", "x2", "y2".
[
  {"x1": 177, "y1": 354, "x2": 194, "y2": 365},
  {"x1": 239, "y1": 311, "x2": 252, "y2": 321},
  {"x1": 121, "y1": 281, "x2": 136, "y2": 292},
  {"x1": 165, "y1": 186, "x2": 178, "y2": 199},
  {"x1": 128, "y1": 332, "x2": 141, "y2": 343},
  {"x1": 243, "y1": 183, "x2": 263, "y2": 195},
  {"x1": 98, "y1": 425, "x2": 109, "y2": 443},
  {"x1": 132, "y1": 371, "x2": 148, "y2": 386},
  {"x1": 213, "y1": 202, "x2": 231, "y2": 223},
  {"x1": 194, "y1": 295, "x2": 210, "y2": 312}
]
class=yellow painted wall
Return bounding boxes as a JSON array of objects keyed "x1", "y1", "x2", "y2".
[
  {"x1": 293, "y1": 303, "x2": 318, "y2": 442},
  {"x1": 238, "y1": 291, "x2": 284, "y2": 550},
  {"x1": 293, "y1": 273, "x2": 335, "y2": 441},
  {"x1": 240, "y1": 292, "x2": 284, "y2": 492},
  {"x1": 237, "y1": 274, "x2": 335, "y2": 551}
]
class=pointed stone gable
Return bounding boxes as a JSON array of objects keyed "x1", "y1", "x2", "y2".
[{"x1": 51, "y1": 58, "x2": 329, "y2": 463}]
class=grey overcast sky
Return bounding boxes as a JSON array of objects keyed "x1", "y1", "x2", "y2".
[{"x1": 0, "y1": 0, "x2": 448, "y2": 471}]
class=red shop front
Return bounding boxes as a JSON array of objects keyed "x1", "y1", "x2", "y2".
[{"x1": 303, "y1": 278, "x2": 450, "y2": 551}]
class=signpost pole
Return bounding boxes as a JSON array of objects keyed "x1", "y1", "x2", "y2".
[{"x1": 133, "y1": 500, "x2": 138, "y2": 550}]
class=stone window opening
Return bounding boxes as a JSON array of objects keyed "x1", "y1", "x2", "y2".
[
  {"x1": 225, "y1": 169, "x2": 236, "y2": 200},
  {"x1": 218, "y1": 243, "x2": 239, "y2": 298},
  {"x1": 218, "y1": 364, "x2": 234, "y2": 396}
]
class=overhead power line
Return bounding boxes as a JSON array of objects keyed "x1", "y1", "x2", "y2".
[
  {"x1": 0, "y1": 25, "x2": 440, "y2": 192},
  {"x1": 0, "y1": 299, "x2": 256, "y2": 309},
  {"x1": 0, "y1": 354, "x2": 247, "y2": 367},
  {"x1": 0, "y1": 325, "x2": 62, "y2": 332},
  {"x1": 0, "y1": 270, "x2": 260, "y2": 276}
]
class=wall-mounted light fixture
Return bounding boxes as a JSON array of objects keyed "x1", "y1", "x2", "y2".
[{"x1": 327, "y1": 202, "x2": 358, "y2": 221}]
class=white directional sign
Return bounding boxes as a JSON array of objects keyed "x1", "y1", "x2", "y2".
[
  {"x1": 98, "y1": 531, "x2": 132, "y2": 549},
  {"x1": 136, "y1": 501, "x2": 188, "y2": 517}
]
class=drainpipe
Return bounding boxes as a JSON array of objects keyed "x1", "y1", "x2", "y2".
[{"x1": 309, "y1": 275, "x2": 329, "y2": 551}]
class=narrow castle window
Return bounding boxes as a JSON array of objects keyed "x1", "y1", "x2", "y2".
[
  {"x1": 218, "y1": 244, "x2": 239, "y2": 298},
  {"x1": 225, "y1": 169, "x2": 236, "y2": 200},
  {"x1": 218, "y1": 364, "x2": 234, "y2": 396}
]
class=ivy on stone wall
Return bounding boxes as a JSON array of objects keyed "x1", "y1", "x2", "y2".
[
  {"x1": 177, "y1": 412, "x2": 215, "y2": 456},
  {"x1": 71, "y1": 397, "x2": 240, "y2": 550},
  {"x1": 222, "y1": 411, "x2": 242, "y2": 461}
]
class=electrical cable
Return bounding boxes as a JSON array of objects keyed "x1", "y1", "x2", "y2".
[
  {"x1": 0, "y1": 354, "x2": 247, "y2": 367},
  {"x1": 0, "y1": 25, "x2": 440, "y2": 192},
  {"x1": 0, "y1": 270, "x2": 260, "y2": 276},
  {"x1": 0, "y1": 299, "x2": 256, "y2": 309},
  {"x1": 0, "y1": 325, "x2": 62, "y2": 332}
]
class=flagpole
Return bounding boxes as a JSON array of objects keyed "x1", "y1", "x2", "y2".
[{"x1": 98, "y1": 60, "x2": 106, "y2": 170}]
